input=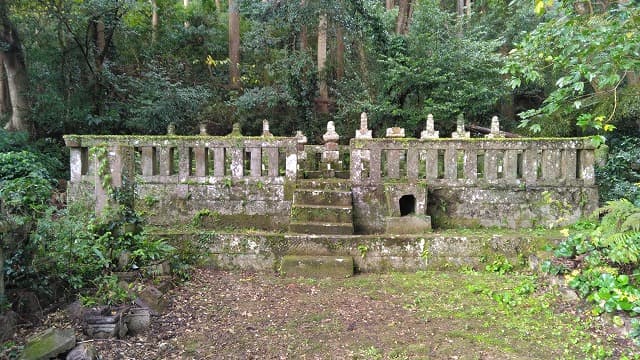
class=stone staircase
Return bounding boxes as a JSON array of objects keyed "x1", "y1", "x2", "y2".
[{"x1": 288, "y1": 180, "x2": 354, "y2": 235}]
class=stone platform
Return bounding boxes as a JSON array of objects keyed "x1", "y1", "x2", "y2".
[{"x1": 155, "y1": 229, "x2": 561, "y2": 274}]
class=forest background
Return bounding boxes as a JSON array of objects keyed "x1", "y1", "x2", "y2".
[{"x1": 0, "y1": 0, "x2": 640, "y2": 344}]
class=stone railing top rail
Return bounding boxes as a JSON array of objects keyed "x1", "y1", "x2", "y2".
[
  {"x1": 350, "y1": 137, "x2": 597, "y2": 149},
  {"x1": 63, "y1": 134, "x2": 297, "y2": 148}
]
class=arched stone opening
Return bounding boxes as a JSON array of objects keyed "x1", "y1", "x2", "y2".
[{"x1": 399, "y1": 195, "x2": 416, "y2": 216}]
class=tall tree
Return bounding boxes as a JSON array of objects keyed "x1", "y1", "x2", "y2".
[
  {"x1": 316, "y1": 13, "x2": 329, "y2": 113},
  {"x1": 229, "y1": 0, "x2": 241, "y2": 89},
  {"x1": 0, "y1": 0, "x2": 30, "y2": 135},
  {"x1": 151, "y1": 0, "x2": 159, "y2": 42},
  {"x1": 395, "y1": 0, "x2": 413, "y2": 34}
]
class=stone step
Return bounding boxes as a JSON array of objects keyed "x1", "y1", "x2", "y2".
[
  {"x1": 293, "y1": 189, "x2": 352, "y2": 207},
  {"x1": 291, "y1": 204, "x2": 353, "y2": 223},
  {"x1": 288, "y1": 221, "x2": 354, "y2": 235},
  {"x1": 280, "y1": 255, "x2": 354, "y2": 278},
  {"x1": 295, "y1": 179, "x2": 352, "y2": 191}
]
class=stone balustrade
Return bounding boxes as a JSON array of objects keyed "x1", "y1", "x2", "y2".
[
  {"x1": 350, "y1": 138, "x2": 596, "y2": 187},
  {"x1": 64, "y1": 135, "x2": 298, "y2": 184}
]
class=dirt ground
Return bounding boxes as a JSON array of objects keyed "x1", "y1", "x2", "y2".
[{"x1": 6, "y1": 268, "x2": 640, "y2": 360}]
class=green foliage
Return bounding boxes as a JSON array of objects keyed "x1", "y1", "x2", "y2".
[
  {"x1": 80, "y1": 275, "x2": 135, "y2": 307},
  {"x1": 545, "y1": 199, "x2": 640, "y2": 332},
  {"x1": 504, "y1": 2, "x2": 640, "y2": 136},
  {"x1": 484, "y1": 256, "x2": 514, "y2": 275},
  {"x1": 596, "y1": 137, "x2": 640, "y2": 204},
  {"x1": 0, "y1": 151, "x2": 56, "y2": 216}
]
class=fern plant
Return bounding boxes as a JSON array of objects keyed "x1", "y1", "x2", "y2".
[{"x1": 592, "y1": 199, "x2": 640, "y2": 264}]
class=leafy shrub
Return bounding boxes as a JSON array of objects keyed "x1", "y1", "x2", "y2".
[
  {"x1": 544, "y1": 199, "x2": 640, "y2": 323},
  {"x1": 596, "y1": 137, "x2": 640, "y2": 204}
]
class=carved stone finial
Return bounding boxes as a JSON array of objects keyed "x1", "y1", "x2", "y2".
[
  {"x1": 199, "y1": 123, "x2": 208, "y2": 136},
  {"x1": 262, "y1": 119, "x2": 273, "y2": 137},
  {"x1": 228, "y1": 122, "x2": 242, "y2": 137},
  {"x1": 420, "y1": 114, "x2": 439, "y2": 139},
  {"x1": 486, "y1": 116, "x2": 503, "y2": 138},
  {"x1": 295, "y1": 130, "x2": 307, "y2": 145},
  {"x1": 167, "y1": 123, "x2": 176, "y2": 135},
  {"x1": 356, "y1": 112, "x2": 372, "y2": 139},
  {"x1": 322, "y1": 121, "x2": 340, "y2": 144},
  {"x1": 451, "y1": 114, "x2": 470, "y2": 139},
  {"x1": 386, "y1": 126, "x2": 405, "y2": 138}
]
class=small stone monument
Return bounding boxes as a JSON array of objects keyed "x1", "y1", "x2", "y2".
[
  {"x1": 451, "y1": 114, "x2": 470, "y2": 139},
  {"x1": 485, "y1": 116, "x2": 503, "y2": 138},
  {"x1": 386, "y1": 126, "x2": 405, "y2": 138},
  {"x1": 262, "y1": 119, "x2": 273, "y2": 137},
  {"x1": 228, "y1": 122, "x2": 242, "y2": 137},
  {"x1": 356, "y1": 112, "x2": 372, "y2": 139},
  {"x1": 420, "y1": 114, "x2": 439, "y2": 139},
  {"x1": 199, "y1": 123, "x2": 208, "y2": 136},
  {"x1": 322, "y1": 121, "x2": 340, "y2": 163},
  {"x1": 166, "y1": 123, "x2": 176, "y2": 135},
  {"x1": 295, "y1": 130, "x2": 308, "y2": 160}
]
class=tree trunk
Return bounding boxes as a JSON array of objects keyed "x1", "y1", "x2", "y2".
[
  {"x1": 183, "y1": 0, "x2": 191, "y2": 27},
  {"x1": 317, "y1": 13, "x2": 329, "y2": 113},
  {"x1": 386, "y1": 0, "x2": 395, "y2": 10},
  {"x1": 229, "y1": 0, "x2": 241, "y2": 89},
  {"x1": 151, "y1": 0, "x2": 159, "y2": 42},
  {"x1": 0, "y1": 56, "x2": 9, "y2": 116},
  {"x1": 336, "y1": 26, "x2": 344, "y2": 81},
  {"x1": 92, "y1": 18, "x2": 106, "y2": 115},
  {"x1": 395, "y1": 0, "x2": 413, "y2": 35},
  {"x1": 215, "y1": 0, "x2": 222, "y2": 13},
  {"x1": 299, "y1": 0, "x2": 307, "y2": 51},
  {"x1": 0, "y1": 2, "x2": 30, "y2": 135},
  {"x1": 457, "y1": 0, "x2": 465, "y2": 15}
]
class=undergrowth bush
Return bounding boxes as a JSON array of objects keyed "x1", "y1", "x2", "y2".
[
  {"x1": 543, "y1": 199, "x2": 640, "y2": 343},
  {"x1": 596, "y1": 136, "x2": 640, "y2": 204}
]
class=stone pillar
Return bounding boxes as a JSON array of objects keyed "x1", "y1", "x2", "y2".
[
  {"x1": 407, "y1": 148, "x2": 419, "y2": 180},
  {"x1": 69, "y1": 148, "x2": 83, "y2": 182},
  {"x1": 194, "y1": 147, "x2": 207, "y2": 177},
  {"x1": 485, "y1": 116, "x2": 503, "y2": 138},
  {"x1": 420, "y1": 114, "x2": 439, "y2": 139},
  {"x1": 562, "y1": 149, "x2": 577, "y2": 182},
  {"x1": 503, "y1": 150, "x2": 518, "y2": 181},
  {"x1": 199, "y1": 123, "x2": 208, "y2": 136},
  {"x1": 95, "y1": 145, "x2": 135, "y2": 215},
  {"x1": 178, "y1": 146, "x2": 190, "y2": 181},
  {"x1": 463, "y1": 149, "x2": 477, "y2": 181},
  {"x1": 141, "y1": 147, "x2": 155, "y2": 176},
  {"x1": 229, "y1": 147, "x2": 244, "y2": 178},
  {"x1": 213, "y1": 147, "x2": 225, "y2": 177},
  {"x1": 356, "y1": 112, "x2": 372, "y2": 139},
  {"x1": 249, "y1": 148, "x2": 262, "y2": 177},
  {"x1": 444, "y1": 148, "x2": 457, "y2": 179},
  {"x1": 266, "y1": 147, "x2": 279, "y2": 177},
  {"x1": 425, "y1": 149, "x2": 438, "y2": 179},
  {"x1": 262, "y1": 120, "x2": 273, "y2": 137},
  {"x1": 451, "y1": 114, "x2": 470, "y2": 139}
]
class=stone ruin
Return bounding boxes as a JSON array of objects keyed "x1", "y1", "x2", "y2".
[{"x1": 64, "y1": 113, "x2": 598, "y2": 234}]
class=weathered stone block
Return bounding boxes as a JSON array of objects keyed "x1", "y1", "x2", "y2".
[
  {"x1": 20, "y1": 328, "x2": 76, "y2": 360},
  {"x1": 385, "y1": 215, "x2": 432, "y2": 234},
  {"x1": 280, "y1": 255, "x2": 354, "y2": 278}
]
